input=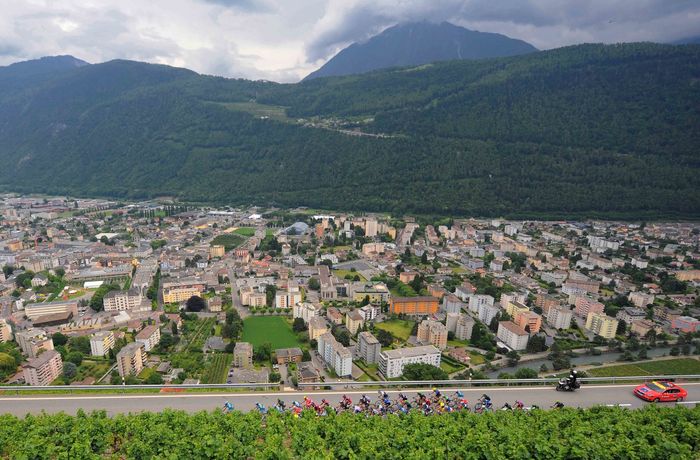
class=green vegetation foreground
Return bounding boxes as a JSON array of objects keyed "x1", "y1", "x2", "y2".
[{"x1": 0, "y1": 406, "x2": 698, "y2": 459}]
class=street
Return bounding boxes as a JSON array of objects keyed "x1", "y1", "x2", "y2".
[{"x1": 1, "y1": 383, "x2": 698, "y2": 416}]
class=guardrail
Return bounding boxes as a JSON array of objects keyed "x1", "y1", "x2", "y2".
[
  {"x1": 298, "y1": 374, "x2": 700, "y2": 388},
  {"x1": 0, "y1": 375, "x2": 698, "y2": 394}
]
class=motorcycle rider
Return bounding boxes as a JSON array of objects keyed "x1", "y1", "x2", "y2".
[{"x1": 568, "y1": 370, "x2": 579, "y2": 388}]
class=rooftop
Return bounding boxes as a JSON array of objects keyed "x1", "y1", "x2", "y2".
[{"x1": 380, "y1": 345, "x2": 440, "y2": 359}]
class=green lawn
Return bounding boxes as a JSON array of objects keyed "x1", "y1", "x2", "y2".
[
  {"x1": 588, "y1": 358, "x2": 700, "y2": 377},
  {"x1": 241, "y1": 316, "x2": 301, "y2": 349},
  {"x1": 375, "y1": 319, "x2": 415, "y2": 341},
  {"x1": 233, "y1": 227, "x2": 256, "y2": 237},
  {"x1": 440, "y1": 360, "x2": 464, "y2": 374},
  {"x1": 333, "y1": 269, "x2": 366, "y2": 281},
  {"x1": 211, "y1": 234, "x2": 245, "y2": 251}
]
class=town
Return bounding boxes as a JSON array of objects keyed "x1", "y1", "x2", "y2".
[{"x1": 0, "y1": 193, "x2": 698, "y2": 388}]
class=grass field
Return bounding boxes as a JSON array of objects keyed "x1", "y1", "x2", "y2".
[
  {"x1": 211, "y1": 234, "x2": 245, "y2": 251},
  {"x1": 241, "y1": 316, "x2": 301, "y2": 349},
  {"x1": 375, "y1": 319, "x2": 415, "y2": 341},
  {"x1": 216, "y1": 101, "x2": 292, "y2": 123},
  {"x1": 333, "y1": 269, "x2": 366, "y2": 281},
  {"x1": 202, "y1": 354, "x2": 232, "y2": 384},
  {"x1": 232, "y1": 227, "x2": 256, "y2": 237},
  {"x1": 440, "y1": 360, "x2": 465, "y2": 374},
  {"x1": 587, "y1": 358, "x2": 700, "y2": 377}
]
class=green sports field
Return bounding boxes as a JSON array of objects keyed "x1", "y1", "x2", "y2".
[{"x1": 241, "y1": 316, "x2": 302, "y2": 349}]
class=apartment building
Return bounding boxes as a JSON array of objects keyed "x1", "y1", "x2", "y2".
[
  {"x1": 535, "y1": 293, "x2": 561, "y2": 315},
  {"x1": 442, "y1": 294, "x2": 463, "y2": 314},
  {"x1": 478, "y1": 303, "x2": 500, "y2": 326},
  {"x1": 317, "y1": 332, "x2": 352, "y2": 377},
  {"x1": 378, "y1": 345, "x2": 441, "y2": 379},
  {"x1": 275, "y1": 287, "x2": 302, "y2": 309},
  {"x1": 103, "y1": 288, "x2": 143, "y2": 312},
  {"x1": 233, "y1": 342, "x2": 253, "y2": 368},
  {"x1": 0, "y1": 318, "x2": 12, "y2": 343},
  {"x1": 23, "y1": 350, "x2": 62, "y2": 386},
  {"x1": 563, "y1": 278, "x2": 600, "y2": 295},
  {"x1": 15, "y1": 328, "x2": 54, "y2": 358},
  {"x1": 514, "y1": 310, "x2": 542, "y2": 334},
  {"x1": 417, "y1": 319, "x2": 448, "y2": 349},
  {"x1": 546, "y1": 306, "x2": 573, "y2": 330},
  {"x1": 496, "y1": 321, "x2": 529, "y2": 351},
  {"x1": 389, "y1": 296, "x2": 439, "y2": 316},
  {"x1": 293, "y1": 302, "x2": 319, "y2": 323},
  {"x1": 209, "y1": 245, "x2": 225, "y2": 258},
  {"x1": 116, "y1": 342, "x2": 147, "y2": 378},
  {"x1": 135, "y1": 325, "x2": 161, "y2": 352},
  {"x1": 454, "y1": 314, "x2": 475, "y2": 341},
  {"x1": 468, "y1": 294, "x2": 494, "y2": 314},
  {"x1": 240, "y1": 286, "x2": 266, "y2": 307},
  {"x1": 345, "y1": 310, "x2": 365, "y2": 335},
  {"x1": 90, "y1": 331, "x2": 115, "y2": 357},
  {"x1": 162, "y1": 280, "x2": 205, "y2": 304},
  {"x1": 351, "y1": 285, "x2": 390, "y2": 303},
  {"x1": 585, "y1": 312, "x2": 619, "y2": 339},
  {"x1": 358, "y1": 331, "x2": 381, "y2": 364},
  {"x1": 628, "y1": 291, "x2": 655, "y2": 309},
  {"x1": 308, "y1": 316, "x2": 329, "y2": 340},
  {"x1": 500, "y1": 292, "x2": 526, "y2": 310},
  {"x1": 573, "y1": 296, "x2": 605, "y2": 318},
  {"x1": 616, "y1": 307, "x2": 646, "y2": 324},
  {"x1": 505, "y1": 300, "x2": 529, "y2": 319},
  {"x1": 446, "y1": 313, "x2": 460, "y2": 334}
]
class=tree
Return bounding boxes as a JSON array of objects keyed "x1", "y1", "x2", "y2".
[
  {"x1": 171, "y1": 322, "x2": 178, "y2": 335},
  {"x1": 376, "y1": 329, "x2": 393, "y2": 347},
  {"x1": 333, "y1": 328, "x2": 351, "y2": 347},
  {"x1": 506, "y1": 350, "x2": 520, "y2": 366},
  {"x1": 514, "y1": 368, "x2": 538, "y2": 379},
  {"x1": 62, "y1": 362, "x2": 78, "y2": 380},
  {"x1": 402, "y1": 363, "x2": 448, "y2": 381},
  {"x1": 540, "y1": 363, "x2": 549, "y2": 372},
  {"x1": 186, "y1": 295, "x2": 207, "y2": 312},
  {"x1": 488, "y1": 317, "x2": 499, "y2": 333},
  {"x1": 146, "y1": 373, "x2": 164, "y2": 384},
  {"x1": 270, "y1": 372, "x2": 281, "y2": 383},
  {"x1": 526, "y1": 335, "x2": 548, "y2": 353},
  {"x1": 68, "y1": 336, "x2": 91, "y2": 355},
  {"x1": 616, "y1": 320, "x2": 627, "y2": 335},
  {"x1": 292, "y1": 318, "x2": 307, "y2": 332},
  {"x1": 308, "y1": 278, "x2": 320, "y2": 291},
  {"x1": 265, "y1": 285, "x2": 277, "y2": 308},
  {"x1": 254, "y1": 343, "x2": 272, "y2": 362},
  {"x1": 159, "y1": 334, "x2": 175, "y2": 350},
  {"x1": 66, "y1": 351, "x2": 84, "y2": 366},
  {"x1": 302, "y1": 349, "x2": 311, "y2": 361},
  {"x1": 670, "y1": 346, "x2": 680, "y2": 356},
  {"x1": 52, "y1": 332, "x2": 68, "y2": 347},
  {"x1": 89, "y1": 283, "x2": 120, "y2": 312}
]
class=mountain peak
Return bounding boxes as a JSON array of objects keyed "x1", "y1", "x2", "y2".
[{"x1": 304, "y1": 21, "x2": 537, "y2": 80}]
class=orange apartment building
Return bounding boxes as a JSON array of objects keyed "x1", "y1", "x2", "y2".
[
  {"x1": 514, "y1": 310, "x2": 542, "y2": 334},
  {"x1": 389, "y1": 296, "x2": 439, "y2": 315}
]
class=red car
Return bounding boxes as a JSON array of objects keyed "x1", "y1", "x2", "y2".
[{"x1": 633, "y1": 381, "x2": 688, "y2": 402}]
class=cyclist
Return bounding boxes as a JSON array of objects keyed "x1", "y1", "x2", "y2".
[{"x1": 222, "y1": 401, "x2": 233, "y2": 413}]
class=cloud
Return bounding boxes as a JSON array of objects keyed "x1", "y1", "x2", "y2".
[{"x1": 0, "y1": 0, "x2": 698, "y2": 82}]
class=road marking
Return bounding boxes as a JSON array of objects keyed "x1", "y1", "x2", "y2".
[
  {"x1": 1, "y1": 383, "x2": 698, "y2": 402},
  {"x1": 605, "y1": 404, "x2": 631, "y2": 407},
  {"x1": 677, "y1": 401, "x2": 700, "y2": 405}
]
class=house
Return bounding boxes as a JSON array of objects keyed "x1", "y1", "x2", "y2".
[
  {"x1": 30, "y1": 273, "x2": 49, "y2": 287},
  {"x1": 326, "y1": 307, "x2": 343, "y2": 325},
  {"x1": 448, "y1": 347, "x2": 472, "y2": 365},
  {"x1": 208, "y1": 296, "x2": 223, "y2": 312},
  {"x1": 275, "y1": 347, "x2": 303, "y2": 364},
  {"x1": 203, "y1": 336, "x2": 226, "y2": 352},
  {"x1": 345, "y1": 310, "x2": 365, "y2": 335},
  {"x1": 399, "y1": 271, "x2": 419, "y2": 283},
  {"x1": 230, "y1": 368, "x2": 269, "y2": 384},
  {"x1": 297, "y1": 361, "x2": 321, "y2": 384},
  {"x1": 233, "y1": 342, "x2": 253, "y2": 368}
]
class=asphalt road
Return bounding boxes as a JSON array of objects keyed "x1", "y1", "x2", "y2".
[{"x1": 1, "y1": 383, "x2": 698, "y2": 416}]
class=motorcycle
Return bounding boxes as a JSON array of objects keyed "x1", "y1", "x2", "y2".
[{"x1": 555, "y1": 378, "x2": 580, "y2": 392}]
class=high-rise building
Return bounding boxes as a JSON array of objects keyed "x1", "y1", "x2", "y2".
[
  {"x1": 0, "y1": 319, "x2": 12, "y2": 343},
  {"x1": 417, "y1": 320, "x2": 448, "y2": 349},
  {"x1": 15, "y1": 329, "x2": 54, "y2": 358},
  {"x1": 23, "y1": 350, "x2": 62, "y2": 386},
  {"x1": 116, "y1": 342, "x2": 147, "y2": 378},
  {"x1": 455, "y1": 315, "x2": 475, "y2": 341},
  {"x1": 358, "y1": 331, "x2": 381, "y2": 364},
  {"x1": 233, "y1": 342, "x2": 253, "y2": 368},
  {"x1": 317, "y1": 332, "x2": 352, "y2": 377},
  {"x1": 546, "y1": 306, "x2": 573, "y2": 330},
  {"x1": 496, "y1": 321, "x2": 529, "y2": 351},
  {"x1": 585, "y1": 312, "x2": 619, "y2": 339},
  {"x1": 90, "y1": 331, "x2": 115, "y2": 357}
]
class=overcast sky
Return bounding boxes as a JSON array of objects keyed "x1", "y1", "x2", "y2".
[{"x1": 1, "y1": 0, "x2": 698, "y2": 82}]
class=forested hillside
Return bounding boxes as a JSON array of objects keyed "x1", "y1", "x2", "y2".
[{"x1": 0, "y1": 43, "x2": 699, "y2": 218}]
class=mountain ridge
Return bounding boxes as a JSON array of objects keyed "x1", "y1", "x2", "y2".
[
  {"x1": 304, "y1": 21, "x2": 537, "y2": 80},
  {"x1": 0, "y1": 42, "x2": 698, "y2": 219}
]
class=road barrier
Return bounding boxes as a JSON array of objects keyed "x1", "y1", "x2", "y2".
[{"x1": 0, "y1": 374, "x2": 699, "y2": 394}]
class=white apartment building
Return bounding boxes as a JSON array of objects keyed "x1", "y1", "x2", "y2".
[
  {"x1": 103, "y1": 288, "x2": 144, "y2": 312},
  {"x1": 378, "y1": 345, "x2": 441, "y2": 379},
  {"x1": 496, "y1": 321, "x2": 529, "y2": 351},
  {"x1": 317, "y1": 332, "x2": 352, "y2": 377},
  {"x1": 15, "y1": 328, "x2": 54, "y2": 358},
  {"x1": 90, "y1": 331, "x2": 115, "y2": 357},
  {"x1": 500, "y1": 292, "x2": 527, "y2": 309},
  {"x1": 478, "y1": 303, "x2": 500, "y2": 326},
  {"x1": 546, "y1": 306, "x2": 573, "y2": 330},
  {"x1": 135, "y1": 325, "x2": 161, "y2": 352},
  {"x1": 293, "y1": 302, "x2": 319, "y2": 323},
  {"x1": 468, "y1": 294, "x2": 494, "y2": 314},
  {"x1": 455, "y1": 314, "x2": 475, "y2": 341},
  {"x1": 417, "y1": 319, "x2": 448, "y2": 349}
]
